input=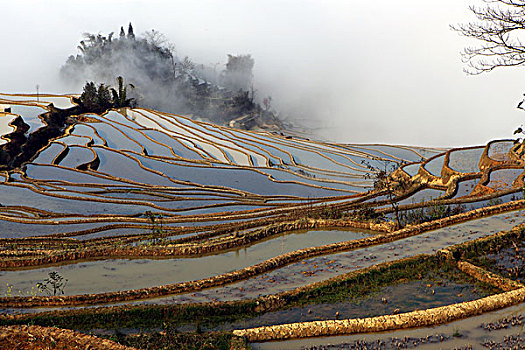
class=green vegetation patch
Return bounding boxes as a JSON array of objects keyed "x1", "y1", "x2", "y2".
[
  {"x1": 107, "y1": 330, "x2": 235, "y2": 350},
  {"x1": 451, "y1": 225, "x2": 525, "y2": 272},
  {"x1": 399, "y1": 203, "x2": 466, "y2": 226},
  {"x1": 276, "y1": 255, "x2": 499, "y2": 309},
  {"x1": 0, "y1": 301, "x2": 259, "y2": 331}
]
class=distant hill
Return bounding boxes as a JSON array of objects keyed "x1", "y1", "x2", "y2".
[{"x1": 61, "y1": 23, "x2": 282, "y2": 130}]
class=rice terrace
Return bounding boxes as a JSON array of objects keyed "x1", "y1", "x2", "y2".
[{"x1": 3, "y1": 1, "x2": 525, "y2": 350}]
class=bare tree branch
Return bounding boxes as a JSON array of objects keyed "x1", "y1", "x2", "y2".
[{"x1": 452, "y1": 0, "x2": 525, "y2": 74}]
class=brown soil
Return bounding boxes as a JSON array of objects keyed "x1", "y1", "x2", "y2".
[{"x1": 0, "y1": 325, "x2": 136, "y2": 350}]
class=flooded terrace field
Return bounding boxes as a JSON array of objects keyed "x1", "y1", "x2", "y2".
[{"x1": 1, "y1": 93, "x2": 525, "y2": 349}]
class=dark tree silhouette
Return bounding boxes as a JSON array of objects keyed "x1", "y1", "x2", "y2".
[
  {"x1": 453, "y1": 1, "x2": 525, "y2": 140},
  {"x1": 79, "y1": 76, "x2": 135, "y2": 113},
  {"x1": 79, "y1": 82, "x2": 112, "y2": 113},
  {"x1": 127, "y1": 22, "x2": 135, "y2": 39},
  {"x1": 111, "y1": 76, "x2": 135, "y2": 108},
  {"x1": 37, "y1": 271, "x2": 68, "y2": 296},
  {"x1": 362, "y1": 159, "x2": 409, "y2": 229}
]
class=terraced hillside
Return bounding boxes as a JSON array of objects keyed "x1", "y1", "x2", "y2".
[{"x1": 0, "y1": 93, "x2": 524, "y2": 349}]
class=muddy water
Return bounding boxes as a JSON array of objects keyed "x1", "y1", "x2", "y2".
[
  {"x1": 0, "y1": 229, "x2": 371, "y2": 296},
  {"x1": 252, "y1": 301, "x2": 525, "y2": 349},
  {"x1": 142, "y1": 210, "x2": 525, "y2": 305},
  {"x1": 3, "y1": 210, "x2": 525, "y2": 313}
]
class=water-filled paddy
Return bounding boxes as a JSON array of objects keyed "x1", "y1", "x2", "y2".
[
  {"x1": 213, "y1": 278, "x2": 493, "y2": 332},
  {"x1": 36, "y1": 95, "x2": 76, "y2": 109},
  {"x1": 453, "y1": 178, "x2": 479, "y2": 198},
  {"x1": 464, "y1": 191, "x2": 523, "y2": 210},
  {"x1": 488, "y1": 140, "x2": 514, "y2": 161},
  {"x1": 0, "y1": 114, "x2": 16, "y2": 145},
  {"x1": 0, "y1": 229, "x2": 372, "y2": 295},
  {"x1": 487, "y1": 168, "x2": 523, "y2": 190},
  {"x1": 397, "y1": 188, "x2": 446, "y2": 205},
  {"x1": 8, "y1": 104, "x2": 46, "y2": 133},
  {"x1": 251, "y1": 302, "x2": 525, "y2": 349},
  {"x1": 401, "y1": 163, "x2": 420, "y2": 177},
  {"x1": 141, "y1": 210, "x2": 525, "y2": 305},
  {"x1": 58, "y1": 146, "x2": 96, "y2": 168},
  {"x1": 32, "y1": 143, "x2": 67, "y2": 164},
  {"x1": 56, "y1": 135, "x2": 91, "y2": 147},
  {"x1": 422, "y1": 154, "x2": 445, "y2": 177},
  {"x1": 447, "y1": 147, "x2": 483, "y2": 173}
]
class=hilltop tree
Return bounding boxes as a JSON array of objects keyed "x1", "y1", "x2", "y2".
[
  {"x1": 111, "y1": 76, "x2": 135, "y2": 108},
  {"x1": 143, "y1": 29, "x2": 168, "y2": 47},
  {"x1": 127, "y1": 22, "x2": 135, "y2": 39},
  {"x1": 79, "y1": 76, "x2": 135, "y2": 113},
  {"x1": 222, "y1": 54, "x2": 254, "y2": 91},
  {"x1": 62, "y1": 24, "x2": 281, "y2": 129}
]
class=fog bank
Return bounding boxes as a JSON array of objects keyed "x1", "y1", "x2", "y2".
[{"x1": 1, "y1": 0, "x2": 524, "y2": 147}]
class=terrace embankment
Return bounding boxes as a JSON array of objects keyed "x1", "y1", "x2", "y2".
[
  {"x1": 233, "y1": 261, "x2": 524, "y2": 342},
  {"x1": 2, "y1": 198, "x2": 525, "y2": 270},
  {"x1": 0, "y1": 105, "x2": 82, "y2": 170},
  {"x1": 456, "y1": 260, "x2": 524, "y2": 291},
  {"x1": 2, "y1": 201, "x2": 525, "y2": 307},
  {"x1": 233, "y1": 288, "x2": 525, "y2": 342},
  {"x1": 231, "y1": 222, "x2": 525, "y2": 342}
]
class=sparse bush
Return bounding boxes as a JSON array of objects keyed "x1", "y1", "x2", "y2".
[
  {"x1": 487, "y1": 197, "x2": 503, "y2": 207},
  {"x1": 351, "y1": 206, "x2": 383, "y2": 222},
  {"x1": 37, "y1": 271, "x2": 68, "y2": 296},
  {"x1": 400, "y1": 203, "x2": 466, "y2": 226},
  {"x1": 362, "y1": 158, "x2": 409, "y2": 228},
  {"x1": 144, "y1": 211, "x2": 166, "y2": 244}
]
